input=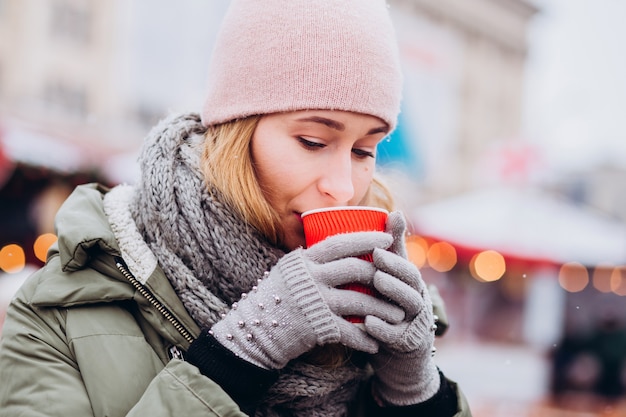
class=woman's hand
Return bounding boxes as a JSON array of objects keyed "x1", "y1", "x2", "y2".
[
  {"x1": 201, "y1": 230, "x2": 405, "y2": 370},
  {"x1": 365, "y1": 211, "x2": 441, "y2": 406}
]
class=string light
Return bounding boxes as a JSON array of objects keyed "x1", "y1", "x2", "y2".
[
  {"x1": 470, "y1": 250, "x2": 506, "y2": 282},
  {"x1": 426, "y1": 241, "x2": 457, "y2": 272},
  {"x1": 0, "y1": 244, "x2": 26, "y2": 273},
  {"x1": 405, "y1": 237, "x2": 626, "y2": 298},
  {"x1": 406, "y1": 235, "x2": 429, "y2": 268},
  {"x1": 34, "y1": 233, "x2": 58, "y2": 262},
  {"x1": 558, "y1": 262, "x2": 589, "y2": 292},
  {"x1": 610, "y1": 267, "x2": 626, "y2": 296},
  {"x1": 592, "y1": 265, "x2": 613, "y2": 293},
  {"x1": 0, "y1": 234, "x2": 58, "y2": 274}
]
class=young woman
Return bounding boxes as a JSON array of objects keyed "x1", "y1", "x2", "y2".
[{"x1": 0, "y1": 1, "x2": 472, "y2": 416}]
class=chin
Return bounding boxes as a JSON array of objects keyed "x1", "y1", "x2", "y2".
[{"x1": 282, "y1": 234, "x2": 306, "y2": 252}]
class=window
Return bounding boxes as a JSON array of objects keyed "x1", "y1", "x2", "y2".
[
  {"x1": 135, "y1": 104, "x2": 166, "y2": 130},
  {"x1": 49, "y1": 2, "x2": 92, "y2": 45},
  {"x1": 44, "y1": 80, "x2": 87, "y2": 117}
]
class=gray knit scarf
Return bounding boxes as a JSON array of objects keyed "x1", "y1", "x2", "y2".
[{"x1": 130, "y1": 113, "x2": 368, "y2": 417}]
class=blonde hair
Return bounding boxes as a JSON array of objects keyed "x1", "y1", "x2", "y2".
[{"x1": 201, "y1": 116, "x2": 395, "y2": 248}]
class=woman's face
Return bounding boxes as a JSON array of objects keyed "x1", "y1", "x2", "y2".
[{"x1": 251, "y1": 110, "x2": 389, "y2": 251}]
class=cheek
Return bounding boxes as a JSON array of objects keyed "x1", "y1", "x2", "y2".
[
  {"x1": 351, "y1": 163, "x2": 376, "y2": 202},
  {"x1": 252, "y1": 142, "x2": 310, "y2": 203}
]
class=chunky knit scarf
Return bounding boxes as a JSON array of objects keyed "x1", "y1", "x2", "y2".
[{"x1": 129, "y1": 113, "x2": 368, "y2": 417}]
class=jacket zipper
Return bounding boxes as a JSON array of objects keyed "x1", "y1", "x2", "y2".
[{"x1": 115, "y1": 258, "x2": 195, "y2": 346}]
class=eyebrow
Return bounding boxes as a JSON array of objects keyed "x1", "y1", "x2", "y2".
[
  {"x1": 367, "y1": 125, "x2": 390, "y2": 135},
  {"x1": 295, "y1": 116, "x2": 389, "y2": 135}
]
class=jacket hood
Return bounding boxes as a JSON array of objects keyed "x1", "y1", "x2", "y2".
[
  {"x1": 29, "y1": 183, "x2": 133, "y2": 307},
  {"x1": 53, "y1": 183, "x2": 122, "y2": 272}
]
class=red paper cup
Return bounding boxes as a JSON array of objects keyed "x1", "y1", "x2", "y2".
[{"x1": 301, "y1": 206, "x2": 389, "y2": 325}]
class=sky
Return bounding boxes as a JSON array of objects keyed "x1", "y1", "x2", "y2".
[{"x1": 523, "y1": 0, "x2": 626, "y2": 172}]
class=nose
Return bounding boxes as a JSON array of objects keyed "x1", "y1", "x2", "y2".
[{"x1": 317, "y1": 153, "x2": 355, "y2": 203}]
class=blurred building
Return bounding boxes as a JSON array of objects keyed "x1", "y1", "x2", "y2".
[
  {"x1": 555, "y1": 164, "x2": 626, "y2": 224},
  {"x1": 0, "y1": 0, "x2": 138, "y2": 148},
  {"x1": 388, "y1": 0, "x2": 539, "y2": 201},
  {"x1": 0, "y1": 0, "x2": 233, "y2": 182},
  {"x1": 0, "y1": 0, "x2": 131, "y2": 275}
]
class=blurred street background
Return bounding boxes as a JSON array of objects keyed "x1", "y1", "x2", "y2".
[{"x1": 1, "y1": 0, "x2": 626, "y2": 415}]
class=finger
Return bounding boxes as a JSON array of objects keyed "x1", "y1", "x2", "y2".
[
  {"x1": 385, "y1": 211, "x2": 408, "y2": 258},
  {"x1": 373, "y1": 270, "x2": 422, "y2": 319},
  {"x1": 372, "y1": 248, "x2": 425, "y2": 293},
  {"x1": 336, "y1": 320, "x2": 379, "y2": 354},
  {"x1": 363, "y1": 315, "x2": 407, "y2": 345},
  {"x1": 326, "y1": 289, "x2": 405, "y2": 323},
  {"x1": 306, "y1": 231, "x2": 392, "y2": 263},
  {"x1": 315, "y1": 257, "x2": 377, "y2": 287},
  {"x1": 366, "y1": 314, "x2": 436, "y2": 354}
]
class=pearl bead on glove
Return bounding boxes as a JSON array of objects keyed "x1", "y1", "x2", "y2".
[
  {"x1": 209, "y1": 230, "x2": 406, "y2": 370},
  {"x1": 365, "y1": 211, "x2": 441, "y2": 406}
]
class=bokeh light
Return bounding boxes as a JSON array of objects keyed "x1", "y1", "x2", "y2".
[
  {"x1": 558, "y1": 262, "x2": 589, "y2": 292},
  {"x1": 406, "y1": 235, "x2": 429, "y2": 268},
  {"x1": 34, "y1": 233, "x2": 58, "y2": 263},
  {"x1": 592, "y1": 265, "x2": 613, "y2": 293},
  {"x1": 610, "y1": 267, "x2": 626, "y2": 296},
  {"x1": 426, "y1": 241, "x2": 457, "y2": 272},
  {"x1": 470, "y1": 250, "x2": 506, "y2": 282},
  {"x1": 0, "y1": 244, "x2": 26, "y2": 273}
]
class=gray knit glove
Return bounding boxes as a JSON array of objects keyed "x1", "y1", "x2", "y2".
[
  {"x1": 365, "y1": 211, "x2": 440, "y2": 406},
  {"x1": 210, "y1": 231, "x2": 406, "y2": 370}
]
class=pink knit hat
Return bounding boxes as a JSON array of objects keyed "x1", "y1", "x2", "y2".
[{"x1": 201, "y1": 0, "x2": 403, "y2": 130}]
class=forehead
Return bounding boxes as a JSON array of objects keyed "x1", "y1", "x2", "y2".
[{"x1": 260, "y1": 110, "x2": 389, "y2": 132}]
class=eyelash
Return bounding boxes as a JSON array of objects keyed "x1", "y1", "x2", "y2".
[
  {"x1": 297, "y1": 137, "x2": 375, "y2": 159},
  {"x1": 298, "y1": 137, "x2": 325, "y2": 150}
]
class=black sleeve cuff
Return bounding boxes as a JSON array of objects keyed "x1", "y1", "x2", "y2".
[
  {"x1": 185, "y1": 329, "x2": 279, "y2": 415},
  {"x1": 366, "y1": 370, "x2": 459, "y2": 417}
]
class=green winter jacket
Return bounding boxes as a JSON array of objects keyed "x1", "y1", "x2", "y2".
[{"x1": 0, "y1": 184, "x2": 472, "y2": 416}]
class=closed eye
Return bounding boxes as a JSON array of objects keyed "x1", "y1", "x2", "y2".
[
  {"x1": 352, "y1": 148, "x2": 375, "y2": 159},
  {"x1": 298, "y1": 137, "x2": 374, "y2": 159},
  {"x1": 298, "y1": 137, "x2": 325, "y2": 150}
]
